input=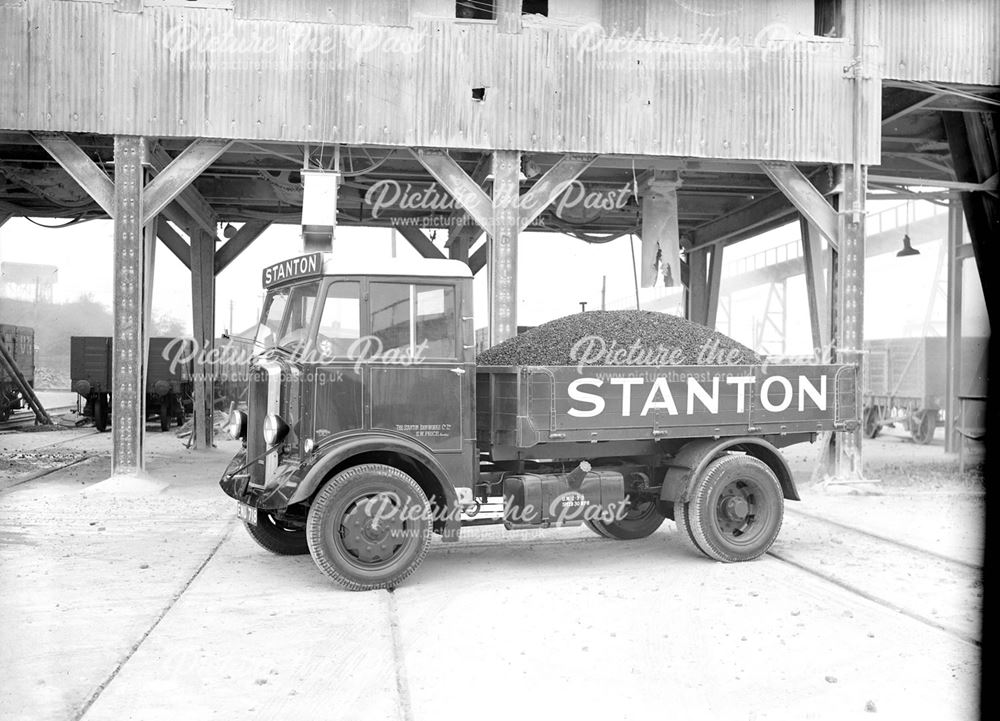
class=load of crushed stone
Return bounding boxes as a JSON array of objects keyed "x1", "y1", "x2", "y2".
[{"x1": 476, "y1": 310, "x2": 761, "y2": 367}]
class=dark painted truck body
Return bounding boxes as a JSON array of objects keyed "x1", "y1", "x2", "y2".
[
  {"x1": 220, "y1": 253, "x2": 860, "y2": 590},
  {"x1": 71, "y1": 336, "x2": 194, "y2": 431}
]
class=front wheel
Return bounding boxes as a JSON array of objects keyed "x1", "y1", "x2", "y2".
[
  {"x1": 911, "y1": 409, "x2": 936, "y2": 445},
  {"x1": 306, "y1": 464, "x2": 432, "y2": 591},
  {"x1": 588, "y1": 498, "x2": 665, "y2": 540},
  {"x1": 682, "y1": 455, "x2": 784, "y2": 562},
  {"x1": 245, "y1": 511, "x2": 309, "y2": 555}
]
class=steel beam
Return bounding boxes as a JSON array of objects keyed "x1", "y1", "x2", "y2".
[
  {"x1": 32, "y1": 132, "x2": 115, "y2": 216},
  {"x1": 469, "y1": 242, "x2": 487, "y2": 275},
  {"x1": 489, "y1": 150, "x2": 520, "y2": 344},
  {"x1": 190, "y1": 230, "x2": 216, "y2": 449},
  {"x1": 868, "y1": 173, "x2": 998, "y2": 192},
  {"x1": 395, "y1": 225, "x2": 446, "y2": 260},
  {"x1": 157, "y1": 221, "x2": 191, "y2": 270},
  {"x1": 214, "y1": 220, "x2": 270, "y2": 274},
  {"x1": 448, "y1": 232, "x2": 470, "y2": 264},
  {"x1": 148, "y1": 144, "x2": 220, "y2": 236},
  {"x1": 944, "y1": 113, "x2": 998, "y2": 324},
  {"x1": 517, "y1": 154, "x2": 597, "y2": 231},
  {"x1": 799, "y1": 215, "x2": 832, "y2": 357},
  {"x1": 761, "y1": 163, "x2": 840, "y2": 251},
  {"x1": 142, "y1": 138, "x2": 231, "y2": 226},
  {"x1": 111, "y1": 136, "x2": 147, "y2": 474},
  {"x1": 413, "y1": 149, "x2": 494, "y2": 236},
  {"x1": 445, "y1": 154, "x2": 490, "y2": 249},
  {"x1": 945, "y1": 194, "x2": 964, "y2": 453},
  {"x1": 705, "y1": 245, "x2": 724, "y2": 330}
]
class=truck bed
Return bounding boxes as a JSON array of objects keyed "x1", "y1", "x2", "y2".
[{"x1": 476, "y1": 364, "x2": 858, "y2": 454}]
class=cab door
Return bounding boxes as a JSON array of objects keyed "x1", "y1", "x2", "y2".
[{"x1": 366, "y1": 280, "x2": 472, "y2": 481}]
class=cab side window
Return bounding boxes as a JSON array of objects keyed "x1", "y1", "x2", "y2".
[
  {"x1": 415, "y1": 284, "x2": 457, "y2": 359},
  {"x1": 370, "y1": 282, "x2": 411, "y2": 354},
  {"x1": 316, "y1": 281, "x2": 361, "y2": 358},
  {"x1": 369, "y1": 281, "x2": 458, "y2": 359}
]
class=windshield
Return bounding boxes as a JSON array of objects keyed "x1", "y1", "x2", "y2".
[{"x1": 254, "y1": 281, "x2": 321, "y2": 353}]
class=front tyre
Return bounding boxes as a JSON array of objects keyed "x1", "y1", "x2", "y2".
[
  {"x1": 687, "y1": 455, "x2": 784, "y2": 562},
  {"x1": 307, "y1": 464, "x2": 432, "y2": 591},
  {"x1": 245, "y1": 511, "x2": 309, "y2": 555}
]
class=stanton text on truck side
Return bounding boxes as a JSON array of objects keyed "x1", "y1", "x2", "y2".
[{"x1": 220, "y1": 253, "x2": 861, "y2": 590}]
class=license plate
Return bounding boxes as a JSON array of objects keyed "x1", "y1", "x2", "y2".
[{"x1": 237, "y1": 502, "x2": 257, "y2": 526}]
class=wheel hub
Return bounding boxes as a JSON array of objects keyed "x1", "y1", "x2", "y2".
[
  {"x1": 340, "y1": 495, "x2": 405, "y2": 564},
  {"x1": 721, "y1": 496, "x2": 750, "y2": 521}
]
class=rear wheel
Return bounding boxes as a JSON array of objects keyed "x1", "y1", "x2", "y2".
[
  {"x1": 307, "y1": 464, "x2": 432, "y2": 591},
  {"x1": 245, "y1": 512, "x2": 309, "y2": 555},
  {"x1": 911, "y1": 409, "x2": 936, "y2": 444},
  {"x1": 685, "y1": 455, "x2": 784, "y2": 562},
  {"x1": 159, "y1": 398, "x2": 171, "y2": 432},
  {"x1": 94, "y1": 394, "x2": 109, "y2": 432},
  {"x1": 863, "y1": 406, "x2": 882, "y2": 439},
  {"x1": 588, "y1": 498, "x2": 665, "y2": 540}
]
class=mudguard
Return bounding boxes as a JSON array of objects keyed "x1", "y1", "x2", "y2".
[
  {"x1": 659, "y1": 436, "x2": 799, "y2": 503},
  {"x1": 288, "y1": 430, "x2": 462, "y2": 540}
]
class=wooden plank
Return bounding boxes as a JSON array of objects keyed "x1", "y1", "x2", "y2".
[
  {"x1": 32, "y1": 132, "x2": 115, "y2": 216},
  {"x1": 190, "y1": 230, "x2": 216, "y2": 450},
  {"x1": 143, "y1": 138, "x2": 231, "y2": 225}
]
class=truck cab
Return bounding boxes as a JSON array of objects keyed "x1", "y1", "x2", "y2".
[{"x1": 221, "y1": 253, "x2": 477, "y2": 587}]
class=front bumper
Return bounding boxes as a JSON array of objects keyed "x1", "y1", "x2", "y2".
[{"x1": 219, "y1": 448, "x2": 308, "y2": 510}]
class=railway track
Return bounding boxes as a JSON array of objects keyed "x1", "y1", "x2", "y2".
[
  {"x1": 768, "y1": 507, "x2": 982, "y2": 648},
  {"x1": 0, "y1": 405, "x2": 75, "y2": 431},
  {"x1": 0, "y1": 454, "x2": 94, "y2": 492}
]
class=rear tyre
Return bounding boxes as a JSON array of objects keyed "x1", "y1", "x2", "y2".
[
  {"x1": 307, "y1": 464, "x2": 432, "y2": 591},
  {"x1": 911, "y1": 409, "x2": 936, "y2": 445},
  {"x1": 584, "y1": 518, "x2": 613, "y2": 538},
  {"x1": 588, "y1": 498, "x2": 665, "y2": 540},
  {"x1": 94, "y1": 394, "x2": 109, "y2": 432},
  {"x1": 863, "y1": 406, "x2": 881, "y2": 439},
  {"x1": 159, "y1": 399, "x2": 171, "y2": 432},
  {"x1": 244, "y1": 512, "x2": 309, "y2": 555},
  {"x1": 687, "y1": 455, "x2": 784, "y2": 562},
  {"x1": 673, "y1": 500, "x2": 706, "y2": 555}
]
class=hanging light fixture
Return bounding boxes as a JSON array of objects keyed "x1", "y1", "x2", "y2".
[{"x1": 896, "y1": 233, "x2": 920, "y2": 257}]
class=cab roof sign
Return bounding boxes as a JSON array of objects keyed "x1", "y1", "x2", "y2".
[{"x1": 262, "y1": 253, "x2": 323, "y2": 287}]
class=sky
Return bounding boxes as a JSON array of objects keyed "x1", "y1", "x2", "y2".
[{"x1": 0, "y1": 197, "x2": 989, "y2": 357}]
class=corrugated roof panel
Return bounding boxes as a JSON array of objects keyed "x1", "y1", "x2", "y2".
[{"x1": 881, "y1": 0, "x2": 999, "y2": 84}]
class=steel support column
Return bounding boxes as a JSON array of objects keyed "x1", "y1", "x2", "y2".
[
  {"x1": 111, "y1": 136, "x2": 148, "y2": 474},
  {"x1": 190, "y1": 230, "x2": 216, "y2": 449},
  {"x1": 833, "y1": 164, "x2": 866, "y2": 480},
  {"x1": 639, "y1": 173, "x2": 682, "y2": 288},
  {"x1": 687, "y1": 248, "x2": 708, "y2": 325},
  {"x1": 705, "y1": 245, "x2": 724, "y2": 330},
  {"x1": 489, "y1": 150, "x2": 520, "y2": 345},
  {"x1": 945, "y1": 194, "x2": 964, "y2": 453}
]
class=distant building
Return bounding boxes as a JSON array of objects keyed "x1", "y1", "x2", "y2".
[{"x1": 0, "y1": 262, "x2": 58, "y2": 303}]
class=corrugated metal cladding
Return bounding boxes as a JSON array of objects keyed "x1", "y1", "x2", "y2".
[
  {"x1": 603, "y1": 0, "x2": 814, "y2": 42},
  {"x1": 880, "y1": 0, "x2": 999, "y2": 84},
  {"x1": 235, "y1": 0, "x2": 411, "y2": 26},
  {"x1": 0, "y1": 0, "x2": 880, "y2": 164}
]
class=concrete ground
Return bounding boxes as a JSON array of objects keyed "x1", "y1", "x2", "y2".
[{"x1": 0, "y1": 427, "x2": 983, "y2": 721}]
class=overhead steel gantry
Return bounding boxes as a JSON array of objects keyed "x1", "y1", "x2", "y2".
[{"x1": 0, "y1": 0, "x2": 996, "y2": 479}]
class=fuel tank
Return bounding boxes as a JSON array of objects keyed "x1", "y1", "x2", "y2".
[{"x1": 503, "y1": 463, "x2": 624, "y2": 528}]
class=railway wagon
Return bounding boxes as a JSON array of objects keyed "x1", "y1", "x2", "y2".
[
  {"x1": 0, "y1": 324, "x2": 34, "y2": 422},
  {"x1": 71, "y1": 336, "x2": 194, "y2": 431},
  {"x1": 862, "y1": 337, "x2": 988, "y2": 443},
  {"x1": 219, "y1": 253, "x2": 861, "y2": 590}
]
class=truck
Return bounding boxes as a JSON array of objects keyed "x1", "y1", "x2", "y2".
[
  {"x1": 71, "y1": 336, "x2": 194, "y2": 432},
  {"x1": 220, "y1": 253, "x2": 861, "y2": 591}
]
